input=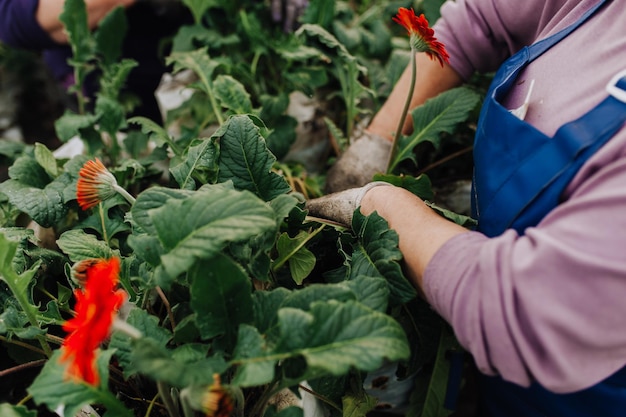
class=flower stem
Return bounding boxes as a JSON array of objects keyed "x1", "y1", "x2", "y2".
[
  {"x1": 386, "y1": 49, "x2": 417, "y2": 174},
  {"x1": 114, "y1": 184, "x2": 136, "y2": 206},
  {"x1": 98, "y1": 203, "x2": 109, "y2": 243}
]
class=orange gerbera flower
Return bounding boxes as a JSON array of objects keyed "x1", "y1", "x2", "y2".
[
  {"x1": 393, "y1": 7, "x2": 450, "y2": 66},
  {"x1": 203, "y1": 374, "x2": 235, "y2": 417},
  {"x1": 60, "y1": 257, "x2": 126, "y2": 386},
  {"x1": 76, "y1": 158, "x2": 119, "y2": 210}
]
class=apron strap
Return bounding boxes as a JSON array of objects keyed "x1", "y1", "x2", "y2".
[{"x1": 486, "y1": 72, "x2": 626, "y2": 233}]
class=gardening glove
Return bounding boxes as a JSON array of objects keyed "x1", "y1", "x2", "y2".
[
  {"x1": 325, "y1": 131, "x2": 392, "y2": 194},
  {"x1": 271, "y1": 0, "x2": 309, "y2": 32},
  {"x1": 305, "y1": 181, "x2": 392, "y2": 227}
]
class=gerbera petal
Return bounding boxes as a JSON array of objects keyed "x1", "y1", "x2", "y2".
[
  {"x1": 76, "y1": 158, "x2": 119, "y2": 210},
  {"x1": 59, "y1": 257, "x2": 126, "y2": 386},
  {"x1": 393, "y1": 7, "x2": 450, "y2": 66}
]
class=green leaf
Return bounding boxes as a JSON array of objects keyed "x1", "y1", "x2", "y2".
[
  {"x1": 56, "y1": 229, "x2": 115, "y2": 262},
  {"x1": 130, "y1": 338, "x2": 228, "y2": 388},
  {"x1": 94, "y1": 6, "x2": 127, "y2": 66},
  {"x1": 59, "y1": 0, "x2": 94, "y2": 64},
  {"x1": 7, "y1": 154, "x2": 51, "y2": 188},
  {"x1": 426, "y1": 201, "x2": 478, "y2": 229},
  {"x1": 109, "y1": 308, "x2": 172, "y2": 378},
  {"x1": 128, "y1": 116, "x2": 180, "y2": 155},
  {"x1": 252, "y1": 287, "x2": 291, "y2": 334},
  {"x1": 351, "y1": 211, "x2": 416, "y2": 305},
  {"x1": 169, "y1": 137, "x2": 219, "y2": 190},
  {"x1": 281, "y1": 283, "x2": 355, "y2": 310},
  {"x1": 216, "y1": 115, "x2": 291, "y2": 201},
  {"x1": 342, "y1": 390, "x2": 378, "y2": 417},
  {"x1": 95, "y1": 95, "x2": 126, "y2": 136},
  {"x1": 181, "y1": 0, "x2": 212, "y2": 25},
  {"x1": 343, "y1": 275, "x2": 389, "y2": 313},
  {"x1": 276, "y1": 300, "x2": 410, "y2": 375},
  {"x1": 0, "y1": 176, "x2": 71, "y2": 228},
  {"x1": 29, "y1": 350, "x2": 133, "y2": 417},
  {"x1": 214, "y1": 75, "x2": 253, "y2": 115},
  {"x1": 167, "y1": 48, "x2": 221, "y2": 98},
  {"x1": 301, "y1": 0, "x2": 335, "y2": 29},
  {"x1": 99, "y1": 59, "x2": 139, "y2": 101},
  {"x1": 231, "y1": 324, "x2": 276, "y2": 387},
  {"x1": 391, "y1": 87, "x2": 480, "y2": 172},
  {"x1": 34, "y1": 143, "x2": 59, "y2": 178},
  {"x1": 189, "y1": 253, "x2": 253, "y2": 343},
  {"x1": 131, "y1": 186, "x2": 195, "y2": 235},
  {"x1": 274, "y1": 231, "x2": 316, "y2": 285},
  {"x1": 372, "y1": 173, "x2": 435, "y2": 201},
  {"x1": 149, "y1": 185, "x2": 277, "y2": 285},
  {"x1": 54, "y1": 111, "x2": 100, "y2": 143},
  {"x1": 0, "y1": 403, "x2": 37, "y2": 417},
  {"x1": 418, "y1": 325, "x2": 459, "y2": 417}
]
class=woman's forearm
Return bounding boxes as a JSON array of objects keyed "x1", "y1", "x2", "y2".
[
  {"x1": 366, "y1": 53, "x2": 463, "y2": 140},
  {"x1": 360, "y1": 185, "x2": 468, "y2": 291},
  {"x1": 36, "y1": 0, "x2": 136, "y2": 44}
]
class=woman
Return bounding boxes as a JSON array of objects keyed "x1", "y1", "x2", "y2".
[{"x1": 308, "y1": 0, "x2": 626, "y2": 415}]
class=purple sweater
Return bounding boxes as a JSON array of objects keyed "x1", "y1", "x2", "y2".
[{"x1": 425, "y1": 0, "x2": 626, "y2": 394}]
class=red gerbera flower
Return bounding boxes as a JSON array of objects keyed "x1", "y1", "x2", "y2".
[
  {"x1": 60, "y1": 257, "x2": 126, "y2": 386},
  {"x1": 76, "y1": 158, "x2": 119, "y2": 210},
  {"x1": 393, "y1": 7, "x2": 450, "y2": 66}
]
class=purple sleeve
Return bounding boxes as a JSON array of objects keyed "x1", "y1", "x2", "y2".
[
  {"x1": 423, "y1": 128, "x2": 626, "y2": 393},
  {"x1": 431, "y1": 0, "x2": 582, "y2": 80},
  {"x1": 0, "y1": 0, "x2": 59, "y2": 49}
]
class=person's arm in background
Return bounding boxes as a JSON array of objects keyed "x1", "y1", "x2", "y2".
[
  {"x1": 36, "y1": 0, "x2": 136, "y2": 44},
  {"x1": 0, "y1": 0, "x2": 136, "y2": 48}
]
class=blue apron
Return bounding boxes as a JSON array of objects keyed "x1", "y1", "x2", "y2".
[{"x1": 469, "y1": 0, "x2": 626, "y2": 414}]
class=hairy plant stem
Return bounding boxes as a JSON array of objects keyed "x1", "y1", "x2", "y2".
[
  {"x1": 157, "y1": 381, "x2": 181, "y2": 417},
  {"x1": 386, "y1": 49, "x2": 417, "y2": 174},
  {"x1": 0, "y1": 335, "x2": 47, "y2": 357},
  {"x1": 98, "y1": 202, "x2": 109, "y2": 243},
  {"x1": 0, "y1": 359, "x2": 46, "y2": 378}
]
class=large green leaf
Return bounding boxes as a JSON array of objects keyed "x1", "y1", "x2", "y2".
[
  {"x1": 216, "y1": 115, "x2": 291, "y2": 201},
  {"x1": 350, "y1": 212, "x2": 416, "y2": 305},
  {"x1": 29, "y1": 350, "x2": 133, "y2": 417},
  {"x1": 189, "y1": 254, "x2": 253, "y2": 343},
  {"x1": 131, "y1": 186, "x2": 195, "y2": 234},
  {"x1": 149, "y1": 185, "x2": 277, "y2": 284},
  {"x1": 276, "y1": 300, "x2": 410, "y2": 375},
  {"x1": 390, "y1": 87, "x2": 480, "y2": 172},
  {"x1": 0, "y1": 176, "x2": 70, "y2": 228}
]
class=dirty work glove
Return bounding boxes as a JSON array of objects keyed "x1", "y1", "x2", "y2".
[
  {"x1": 325, "y1": 131, "x2": 392, "y2": 194},
  {"x1": 271, "y1": 0, "x2": 309, "y2": 32},
  {"x1": 305, "y1": 182, "x2": 392, "y2": 227}
]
